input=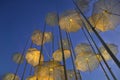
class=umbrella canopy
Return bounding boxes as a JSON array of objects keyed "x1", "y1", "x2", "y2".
[
  {"x1": 12, "y1": 53, "x2": 24, "y2": 64},
  {"x1": 89, "y1": 12, "x2": 116, "y2": 32},
  {"x1": 31, "y1": 30, "x2": 52, "y2": 46},
  {"x1": 34, "y1": 61, "x2": 64, "y2": 80},
  {"x1": 59, "y1": 10, "x2": 82, "y2": 32},
  {"x1": 75, "y1": 53, "x2": 99, "y2": 72},
  {"x1": 75, "y1": 0, "x2": 90, "y2": 12},
  {"x1": 90, "y1": 0, "x2": 120, "y2": 32},
  {"x1": 26, "y1": 75, "x2": 37, "y2": 80},
  {"x1": 99, "y1": 44, "x2": 118, "y2": 61},
  {"x1": 75, "y1": 43, "x2": 93, "y2": 55},
  {"x1": 2, "y1": 73, "x2": 19, "y2": 80},
  {"x1": 25, "y1": 48, "x2": 44, "y2": 66},
  {"x1": 44, "y1": 32, "x2": 52, "y2": 42},
  {"x1": 52, "y1": 49, "x2": 71, "y2": 62},
  {"x1": 46, "y1": 12, "x2": 58, "y2": 26}
]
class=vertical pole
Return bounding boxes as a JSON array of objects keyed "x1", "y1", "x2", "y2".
[
  {"x1": 66, "y1": 32, "x2": 78, "y2": 80},
  {"x1": 13, "y1": 38, "x2": 30, "y2": 80}
]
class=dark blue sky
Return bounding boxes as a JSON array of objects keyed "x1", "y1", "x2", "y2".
[{"x1": 0, "y1": 0, "x2": 120, "y2": 80}]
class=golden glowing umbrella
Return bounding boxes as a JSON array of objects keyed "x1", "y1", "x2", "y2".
[
  {"x1": 44, "y1": 32, "x2": 52, "y2": 42},
  {"x1": 46, "y1": 12, "x2": 58, "y2": 26},
  {"x1": 75, "y1": 53, "x2": 99, "y2": 72},
  {"x1": 75, "y1": 43, "x2": 93, "y2": 55},
  {"x1": 59, "y1": 10, "x2": 82, "y2": 32},
  {"x1": 2, "y1": 73, "x2": 19, "y2": 80},
  {"x1": 89, "y1": 12, "x2": 115, "y2": 32},
  {"x1": 75, "y1": 0, "x2": 90, "y2": 12},
  {"x1": 12, "y1": 53, "x2": 24, "y2": 64},
  {"x1": 31, "y1": 30, "x2": 52, "y2": 45},
  {"x1": 34, "y1": 61, "x2": 64, "y2": 80},
  {"x1": 26, "y1": 75, "x2": 37, "y2": 80},
  {"x1": 90, "y1": 0, "x2": 120, "y2": 32},
  {"x1": 99, "y1": 44, "x2": 118, "y2": 61},
  {"x1": 25, "y1": 48, "x2": 44, "y2": 66},
  {"x1": 52, "y1": 49, "x2": 71, "y2": 61}
]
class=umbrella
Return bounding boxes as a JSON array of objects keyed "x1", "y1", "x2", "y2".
[
  {"x1": 89, "y1": 12, "x2": 116, "y2": 32},
  {"x1": 75, "y1": 53, "x2": 99, "y2": 72},
  {"x1": 90, "y1": 0, "x2": 120, "y2": 32},
  {"x1": 75, "y1": 0, "x2": 90, "y2": 12},
  {"x1": 52, "y1": 49, "x2": 71, "y2": 61},
  {"x1": 59, "y1": 10, "x2": 82, "y2": 32},
  {"x1": 2, "y1": 73, "x2": 19, "y2": 80},
  {"x1": 31, "y1": 30, "x2": 52, "y2": 45},
  {"x1": 25, "y1": 48, "x2": 44, "y2": 66},
  {"x1": 46, "y1": 12, "x2": 58, "y2": 26},
  {"x1": 26, "y1": 75, "x2": 37, "y2": 80},
  {"x1": 12, "y1": 52, "x2": 24, "y2": 64},
  {"x1": 75, "y1": 43, "x2": 93, "y2": 55},
  {"x1": 34, "y1": 61, "x2": 64, "y2": 80}
]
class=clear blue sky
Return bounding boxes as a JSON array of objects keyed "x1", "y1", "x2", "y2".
[{"x1": 0, "y1": 0, "x2": 120, "y2": 80}]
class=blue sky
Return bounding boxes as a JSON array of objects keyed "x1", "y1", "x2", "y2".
[{"x1": 0, "y1": 0, "x2": 120, "y2": 80}]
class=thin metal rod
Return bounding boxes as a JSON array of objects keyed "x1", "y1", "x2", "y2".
[
  {"x1": 72, "y1": 0, "x2": 120, "y2": 68},
  {"x1": 21, "y1": 42, "x2": 33, "y2": 80},
  {"x1": 39, "y1": 22, "x2": 46, "y2": 64},
  {"x1": 81, "y1": 27, "x2": 110, "y2": 80},
  {"x1": 52, "y1": 29, "x2": 54, "y2": 53},
  {"x1": 58, "y1": 25, "x2": 68, "y2": 80},
  {"x1": 21, "y1": 62, "x2": 28, "y2": 80},
  {"x1": 81, "y1": 21, "x2": 117, "y2": 80},
  {"x1": 67, "y1": 33, "x2": 82, "y2": 80},
  {"x1": 13, "y1": 37, "x2": 30, "y2": 80},
  {"x1": 29, "y1": 66, "x2": 33, "y2": 75},
  {"x1": 66, "y1": 32, "x2": 78, "y2": 80},
  {"x1": 36, "y1": 22, "x2": 46, "y2": 80}
]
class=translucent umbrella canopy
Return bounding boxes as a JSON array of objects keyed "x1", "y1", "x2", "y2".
[
  {"x1": 26, "y1": 75, "x2": 37, "y2": 80},
  {"x1": 75, "y1": 43, "x2": 93, "y2": 55},
  {"x1": 99, "y1": 44, "x2": 118, "y2": 61},
  {"x1": 44, "y1": 32, "x2": 52, "y2": 42},
  {"x1": 59, "y1": 39, "x2": 69, "y2": 49},
  {"x1": 34, "y1": 61, "x2": 64, "y2": 80},
  {"x1": 12, "y1": 53, "x2": 24, "y2": 64},
  {"x1": 89, "y1": 12, "x2": 116, "y2": 32},
  {"x1": 46, "y1": 12, "x2": 58, "y2": 26},
  {"x1": 31, "y1": 30, "x2": 52, "y2": 45},
  {"x1": 75, "y1": 0, "x2": 90, "y2": 12},
  {"x1": 59, "y1": 10, "x2": 82, "y2": 32},
  {"x1": 52, "y1": 49, "x2": 71, "y2": 61},
  {"x1": 2, "y1": 73, "x2": 19, "y2": 80},
  {"x1": 75, "y1": 53, "x2": 99, "y2": 72},
  {"x1": 92, "y1": 0, "x2": 120, "y2": 31},
  {"x1": 25, "y1": 48, "x2": 44, "y2": 66}
]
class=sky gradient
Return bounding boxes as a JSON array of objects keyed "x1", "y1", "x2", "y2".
[{"x1": 0, "y1": 0, "x2": 120, "y2": 80}]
